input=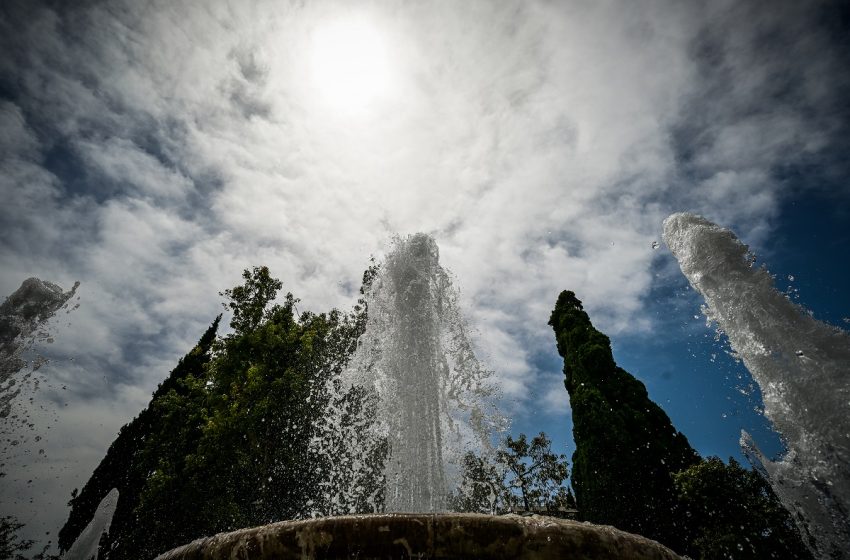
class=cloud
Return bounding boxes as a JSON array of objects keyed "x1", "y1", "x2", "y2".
[
  {"x1": 1, "y1": 0, "x2": 848, "y2": 546},
  {"x1": 539, "y1": 371, "x2": 571, "y2": 416}
]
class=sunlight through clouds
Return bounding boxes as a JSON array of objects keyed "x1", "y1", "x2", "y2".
[
  {"x1": 1, "y1": 0, "x2": 848, "y2": 549},
  {"x1": 310, "y1": 16, "x2": 394, "y2": 114}
]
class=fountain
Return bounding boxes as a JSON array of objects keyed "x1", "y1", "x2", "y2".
[
  {"x1": 153, "y1": 234, "x2": 683, "y2": 559},
  {"x1": 663, "y1": 213, "x2": 850, "y2": 559},
  {"x1": 345, "y1": 233, "x2": 498, "y2": 512}
]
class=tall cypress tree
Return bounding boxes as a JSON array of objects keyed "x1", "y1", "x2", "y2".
[
  {"x1": 58, "y1": 315, "x2": 221, "y2": 555},
  {"x1": 548, "y1": 290, "x2": 699, "y2": 552}
]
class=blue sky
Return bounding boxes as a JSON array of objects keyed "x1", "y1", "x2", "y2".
[
  {"x1": 515, "y1": 188, "x2": 850, "y2": 466},
  {"x1": 1, "y1": 0, "x2": 849, "y2": 551}
]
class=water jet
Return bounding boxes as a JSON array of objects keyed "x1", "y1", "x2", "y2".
[{"x1": 326, "y1": 233, "x2": 500, "y2": 513}]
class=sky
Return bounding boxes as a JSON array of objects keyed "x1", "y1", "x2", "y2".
[{"x1": 1, "y1": 0, "x2": 849, "y2": 552}]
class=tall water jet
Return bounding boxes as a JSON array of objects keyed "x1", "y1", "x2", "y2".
[
  {"x1": 663, "y1": 212, "x2": 850, "y2": 559},
  {"x1": 344, "y1": 233, "x2": 500, "y2": 512}
]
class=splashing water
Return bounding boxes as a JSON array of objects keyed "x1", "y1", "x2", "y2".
[
  {"x1": 663, "y1": 213, "x2": 850, "y2": 559},
  {"x1": 63, "y1": 489, "x2": 119, "y2": 560},
  {"x1": 333, "y1": 233, "x2": 502, "y2": 513},
  {"x1": 1, "y1": 278, "x2": 79, "y2": 418}
]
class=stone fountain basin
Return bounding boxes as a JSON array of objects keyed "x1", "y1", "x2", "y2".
[{"x1": 155, "y1": 513, "x2": 682, "y2": 559}]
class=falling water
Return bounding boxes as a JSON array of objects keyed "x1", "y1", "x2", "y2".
[
  {"x1": 63, "y1": 488, "x2": 119, "y2": 560},
  {"x1": 339, "y1": 233, "x2": 501, "y2": 513},
  {"x1": 663, "y1": 213, "x2": 850, "y2": 559}
]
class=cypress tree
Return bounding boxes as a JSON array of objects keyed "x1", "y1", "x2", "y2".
[
  {"x1": 548, "y1": 290, "x2": 699, "y2": 552},
  {"x1": 58, "y1": 315, "x2": 221, "y2": 556}
]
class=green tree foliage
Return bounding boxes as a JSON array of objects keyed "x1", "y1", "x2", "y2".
[
  {"x1": 549, "y1": 289, "x2": 812, "y2": 557},
  {"x1": 674, "y1": 457, "x2": 813, "y2": 560},
  {"x1": 452, "y1": 450, "x2": 506, "y2": 514},
  {"x1": 0, "y1": 516, "x2": 32, "y2": 560},
  {"x1": 59, "y1": 265, "x2": 384, "y2": 559},
  {"x1": 549, "y1": 290, "x2": 701, "y2": 552},
  {"x1": 452, "y1": 432, "x2": 574, "y2": 516},
  {"x1": 220, "y1": 266, "x2": 283, "y2": 333},
  {"x1": 498, "y1": 433, "x2": 571, "y2": 512}
]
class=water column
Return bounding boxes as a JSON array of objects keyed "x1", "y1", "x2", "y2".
[
  {"x1": 663, "y1": 212, "x2": 850, "y2": 559},
  {"x1": 383, "y1": 233, "x2": 448, "y2": 512},
  {"x1": 339, "y1": 233, "x2": 498, "y2": 514}
]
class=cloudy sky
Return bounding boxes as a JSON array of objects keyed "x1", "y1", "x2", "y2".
[{"x1": 2, "y1": 0, "x2": 849, "y2": 551}]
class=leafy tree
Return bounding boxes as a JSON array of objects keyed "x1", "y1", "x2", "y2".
[
  {"x1": 128, "y1": 268, "x2": 381, "y2": 557},
  {"x1": 0, "y1": 516, "x2": 32, "y2": 560},
  {"x1": 549, "y1": 290, "x2": 700, "y2": 552},
  {"x1": 451, "y1": 432, "x2": 573, "y2": 516},
  {"x1": 220, "y1": 266, "x2": 282, "y2": 333},
  {"x1": 452, "y1": 450, "x2": 507, "y2": 514},
  {"x1": 61, "y1": 265, "x2": 384, "y2": 559},
  {"x1": 498, "y1": 433, "x2": 571, "y2": 513},
  {"x1": 674, "y1": 457, "x2": 813, "y2": 560}
]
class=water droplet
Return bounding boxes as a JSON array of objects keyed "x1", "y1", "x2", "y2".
[
  {"x1": 787, "y1": 275, "x2": 795, "y2": 282},
  {"x1": 747, "y1": 253, "x2": 757, "y2": 267},
  {"x1": 651, "y1": 241, "x2": 660, "y2": 250},
  {"x1": 795, "y1": 350, "x2": 804, "y2": 357}
]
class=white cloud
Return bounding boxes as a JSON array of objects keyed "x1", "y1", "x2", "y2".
[
  {"x1": 539, "y1": 371, "x2": 572, "y2": 416},
  {"x1": 75, "y1": 137, "x2": 194, "y2": 201},
  {"x1": 1, "y1": 0, "x2": 846, "y2": 546}
]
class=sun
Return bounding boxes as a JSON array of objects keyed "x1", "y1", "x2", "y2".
[{"x1": 310, "y1": 18, "x2": 391, "y2": 114}]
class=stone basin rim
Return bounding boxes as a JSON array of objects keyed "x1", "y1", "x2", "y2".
[{"x1": 155, "y1": 512, "x2": 682, "y2": 559}]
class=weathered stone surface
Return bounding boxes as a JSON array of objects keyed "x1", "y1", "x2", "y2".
[{"x1": 155, "y1": 513, "x2": 682, "y2": 559}]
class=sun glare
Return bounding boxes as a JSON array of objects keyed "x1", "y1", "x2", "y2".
[{"x1": 310, "y1": 18, "x2": 391, "y2": 113}]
